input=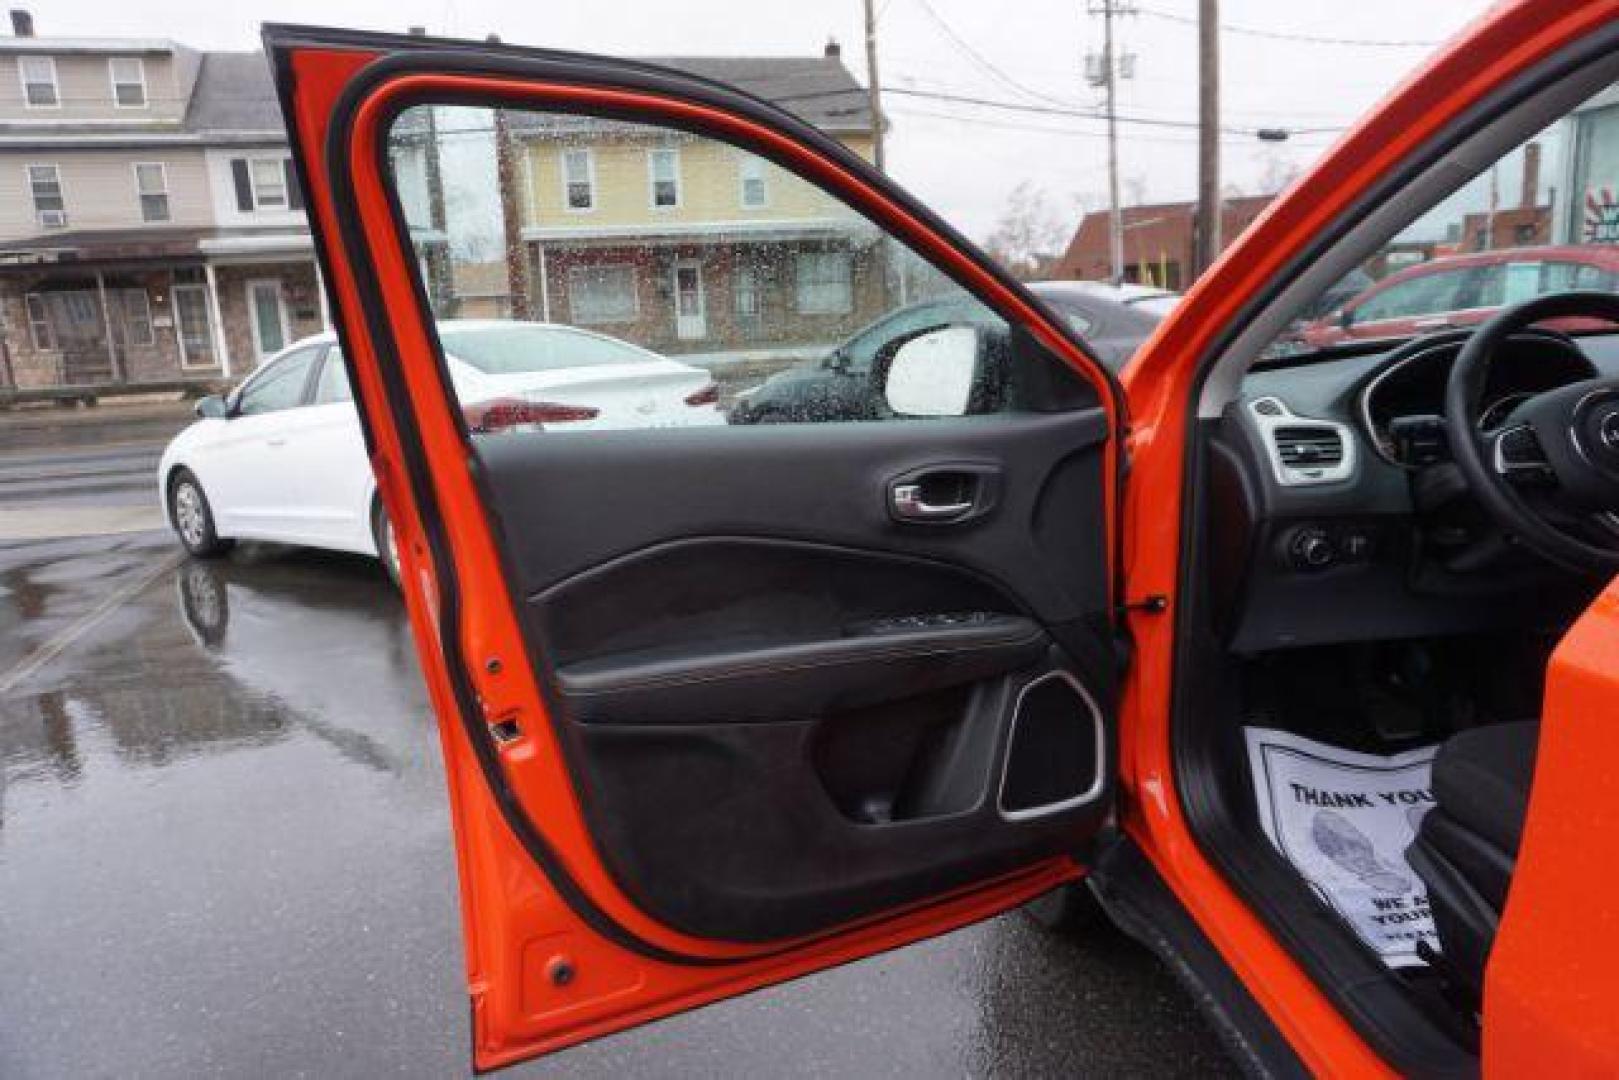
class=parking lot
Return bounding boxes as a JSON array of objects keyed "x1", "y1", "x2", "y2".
[{"x1": 0, "y1": 406, "x2": 1234, "y2": 1077}]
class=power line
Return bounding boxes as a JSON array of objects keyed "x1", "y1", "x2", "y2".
[
  {"x1": 885, "y1": 70, "x2": 1341, "y2": 128},
  {"x1": 1135, "y1": 5, "x2": 1439, "y2": 48},
  {"x1": 806, "y1": 84, "x2": 1344, "y2": 137},
  {"x1": 909, "y1": 0, "x2": 1081, "y2": 109},
  {"x1": 887, "y1": 104, "x2": 1333, "y2": 147}
]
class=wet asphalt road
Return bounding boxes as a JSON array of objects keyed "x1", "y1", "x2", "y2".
[{"x1": 0, "y1": 427, "x2": 1237, "y2": 1078}]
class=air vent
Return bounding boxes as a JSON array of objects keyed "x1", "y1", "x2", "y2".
[
  {"x1": 1246, "y1": 397, "x2": 1357, "y2": 486},
  {"x1": 1274, "y1": 426, "x2": 1344, "y2": 468}
]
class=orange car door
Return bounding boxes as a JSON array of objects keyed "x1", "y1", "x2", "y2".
[{"x1": 268, "y1": 25, "x2": 1128, "y2": 1071}]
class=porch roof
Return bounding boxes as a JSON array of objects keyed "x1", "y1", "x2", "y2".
[
  {"x1": 521, "y1": 217, "x2": 879, "y2": 247},
  {"x1": 0, "y1": 227, "x2": 321, "y2": 270}
]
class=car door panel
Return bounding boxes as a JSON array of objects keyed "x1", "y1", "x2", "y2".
[
  {"x1": 271, "y1": 27, "x2": 1124, "y2": 1068},
  {"x1": 288, "y1": 350, "x2": 375, "y2": 551},
  {"x1": 473, "y1": 414, "x2": 1115, "y2": 943},
  {"x1": 205, "y1": 345, "x2": 326, "y2": 538},
  {"x1": 197, "y1": 415, "x2": 282, "y2": 536},
  {"x1": 480, "y1": 412, "x2": 1109, "y2": 619},
  {"x1": 285, "y1": 400, "x2": 373, "y2": 550}
]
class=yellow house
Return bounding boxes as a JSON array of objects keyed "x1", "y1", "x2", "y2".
[{"x1": 508, "y1": 46, "x2": 886, "y2": 357}]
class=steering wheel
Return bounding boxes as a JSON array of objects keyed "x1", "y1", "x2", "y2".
[{"x1": 1445, "y1": 290, "x2": 1619, "y2": 574}]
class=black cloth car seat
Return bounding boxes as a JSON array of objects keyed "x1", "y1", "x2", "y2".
[{"x1": 1406, "y1": 721, "x2": 1539, "y2": 1002}]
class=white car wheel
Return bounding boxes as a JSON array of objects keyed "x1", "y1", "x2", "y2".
[
  {"x1": 373, "y1": 501, "x2": 402, "y2": 588},
  {"x1": 168, "y1": 470, "x2": 231, "y2": 558}
]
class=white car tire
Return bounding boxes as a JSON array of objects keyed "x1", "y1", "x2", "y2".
[
  {"x1": 373, "y1": 500, "x2": 402, "y2": 589},
  {"x1": 168, "y1": 469, "x2": 232, "y2": 558}
]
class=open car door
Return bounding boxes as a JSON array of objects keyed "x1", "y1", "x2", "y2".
[{"x1": 267, "y1": 25, "x2": 1129, "y2": 1070}]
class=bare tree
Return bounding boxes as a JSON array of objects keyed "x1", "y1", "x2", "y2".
[
  {"x1": 983, "y1": 181, "x2": 1069, "y2": 281},
  {"x1": 1255, "y1": 149, "x2": 1304, "y2": 195},
  {"x1": 1124, "y1": 172, "x2": 1150, "y2": 209}
]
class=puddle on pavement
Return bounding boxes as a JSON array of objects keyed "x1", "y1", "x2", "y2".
[{"x1": 0, "y1": 541, "x2": 433, "y2": 822}]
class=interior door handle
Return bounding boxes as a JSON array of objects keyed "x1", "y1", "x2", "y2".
[
  {"x1": 891, "y1": 483, "x2": 973, "y2": 520},
  {"x1": 887, "y1": 464, "x2": 999, "y2": 525}
]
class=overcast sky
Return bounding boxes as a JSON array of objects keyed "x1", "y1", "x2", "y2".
[{"x1": 44, "y1": 0, "x2": 1494, "y2": 241}]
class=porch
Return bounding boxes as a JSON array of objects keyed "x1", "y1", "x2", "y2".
[{"x1": 0, "y1": 229, "x2": 331, "y2": 392}]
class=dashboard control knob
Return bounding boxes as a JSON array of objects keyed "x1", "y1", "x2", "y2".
[{"x1": 1288, "y1": 528, "x2": 1336, "y2": 571}]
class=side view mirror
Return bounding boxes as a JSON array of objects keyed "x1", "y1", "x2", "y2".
[
  {"x1": 195, "y1": 394, "x2": 229, "y2": 419},
  {"x1": 873, "y1": 324, "x2": 988, "y2": 418}
]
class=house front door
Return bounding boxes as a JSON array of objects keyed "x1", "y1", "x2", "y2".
[
  {"x1": 673, "y1": 260, "x2": 706, "y2": 340},
  {"x1": 248, "y1": 278, "x2": 290, "y2": 360}
]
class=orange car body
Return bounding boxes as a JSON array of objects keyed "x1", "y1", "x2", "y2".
[{"x1": 270, "y1": 2, "x2": 1619, "y2": 1072}]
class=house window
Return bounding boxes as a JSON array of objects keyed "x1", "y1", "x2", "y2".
[
  {"x1": 172, "y1": 283, "x2": 215, "y2": 368},
  {"x1": 740, "y1": 156, "x2": 767, "y2": 209},
  {"x1": 116, "y1": 289, "x2": 154, "y2": 347},
  {"x1": 568, "y1": 264, "x2": 638, "y2": 324},
  {"x1": 27, "y1": 164, "x2": 66, "y2": 228},
  {"x1": 230, "y1": 157, "x2": 303, "y2": 213},
  {"x1": 734, "y1": 264, "x2": 761, "y2": 319},
  {"x1": 134, "y1": 163, "x2": 169, "y2": 222},
  {"x1": 795, "y1": 251, "x2": 853, "y2": 315},
  {"x1": 562, "y1": 148, "x2": 595, "y2": 210},
  {"x1": 18, "y1": 56, "x2": 57, "y2": 107},
  {"x1": 108, "y1": 57, "x2": 147, "y2": 107},
  {"x1": 24, "y1": 293, "x2": 54, "y2": 349},
  {"x1": 649, "y1": 148, "x2": 680, "y2": 208},
  {"x1": 251, "y1": 158, "x2": 287, "y2": 208}
]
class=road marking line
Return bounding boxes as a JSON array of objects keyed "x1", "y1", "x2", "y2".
[{"x1": 0, "y1": 550, "x2": 182, "y2": 697}]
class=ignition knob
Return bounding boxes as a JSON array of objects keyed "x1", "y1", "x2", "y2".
[{"x1": 1288, "y1": 528, "x2": 1336, "y2": 571}]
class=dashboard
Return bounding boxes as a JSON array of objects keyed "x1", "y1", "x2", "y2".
[
  {"x1": 1357, "y1": 331, "x2": 1598, "y2": 468},
  {"x1": 1213, "y1": 328, "x2": 1616, "y2": 653}
]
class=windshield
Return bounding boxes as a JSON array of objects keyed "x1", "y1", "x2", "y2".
[
  {"x1": 1264, "y1": 80, "x2": 1619, "y2": 363},
  {"x1": 438, "y1": 324, "x2": 652, "y2": 375}
]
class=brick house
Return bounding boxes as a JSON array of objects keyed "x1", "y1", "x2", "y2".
[
  {"x1": 0, "y1": 15, "x2": 442, "y2": 392},
  {"x1": 1051, "y1": 195, "x2": 1276, "y2": 290},
  {"x1": 0, "y1": 18, "x2": 883, "y2": 390},
  {"x1": 505, "y1": 47, "x2": 886, "y2": 358}
]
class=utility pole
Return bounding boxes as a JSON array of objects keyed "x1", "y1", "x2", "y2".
[
  {"x1": 488, "y1": 34, "x2": 533, "y2": 320},
  {"x1": 1194, "y1": 0, "x2": 1221, "y2": 278},
  {"x1": 863, "y1": 0, "x2": 885, "y2": 173},
  {"x1": 1484, "y1": 163, "x2": 1500, "y2": 251},
  {"x1": 1088, "y1": 2, "x2": 1132, "y2": 284},
  {"x1": 410, "y1": 26, "x2": 453, "y2": 316}
]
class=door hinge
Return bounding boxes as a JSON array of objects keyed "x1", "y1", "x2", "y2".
[{"x1": 1118, "y1": 594, "x2": 1168, "y2": 615}]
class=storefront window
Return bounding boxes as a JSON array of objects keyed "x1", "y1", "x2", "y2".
[{"x1": 1569, "y1": 101, "x2": 1619, "y2": 243}]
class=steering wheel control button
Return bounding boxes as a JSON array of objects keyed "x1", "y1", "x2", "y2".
[{"x1": 1493, "y1": 424, "x2": 1554, "y2": 484}]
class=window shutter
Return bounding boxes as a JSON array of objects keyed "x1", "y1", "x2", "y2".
[
  {"x1": 231, "y1": 158, "x2": 254, "y2": 212},
  {"x1": 284, "y1": 160, "x2": 304, "y2": 211}
]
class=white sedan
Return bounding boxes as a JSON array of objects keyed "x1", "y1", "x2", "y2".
[{"x1": 159, "y1": 320, "x2": 724, "y2": 580}]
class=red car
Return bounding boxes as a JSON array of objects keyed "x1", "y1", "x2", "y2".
[
  {"x1": 261, "y1": 4, "x2": 1619, "y2": 1074},
  {"x1": 1300, "y1": 245, "x2": 1619, "y2": 347}
]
